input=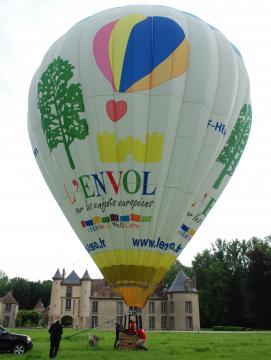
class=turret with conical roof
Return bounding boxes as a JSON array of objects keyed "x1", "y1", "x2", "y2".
[
  {"x1": 167, "y1": 271, "x2": 200, "y2": 331},
  {"x1": 49, "y1": 269, "x2": 63, "y2": 324},
  {"x1": 168, "y1": 271, "x2": 197, "y2": 293},
  {"x1": 81, "y1": 270, "x2": 91, "y2": 281},
  {"x1": 80, "y1": 270, "x2": 91, "y2": 327},
  {"x1": 52, "y1": 268, "x2": 63, "y2": 280}
]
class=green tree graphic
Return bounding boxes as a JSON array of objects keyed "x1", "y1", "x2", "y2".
[
  {"x1": 213, "y1": 104, "x2": 252, "y2": 189},
  {"x1": 37, "y1": 56, "x2": 88, "y2": 170}
]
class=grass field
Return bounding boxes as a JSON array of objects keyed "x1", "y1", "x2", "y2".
[{"x1": 1, "y1": 329, "x2": 271, "y2": 359}]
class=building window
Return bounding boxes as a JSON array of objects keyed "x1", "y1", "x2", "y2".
[
  {"x1": 66, "y1": 286, "x2": 72, "y2": 297},
  {"x1": 129, "y1": 306, "x2": 142, "y2": 314},
  {"x1": 116, "y1": 301, "x2": 123, "y2": 314},
  {"x1": 170, "y1": 301, "x2": 175, "y2": 313},
  {"x1": 185, "y1": 301, "x2": 192, "y2": 313},
  {"x1": 91, "y1": 316, "x2": 98, "y2": 328},
  {"x1": 149, "y1": 316, "x2": 155, "y2": 330},
  {"x1": 4, "y1": 316, "x2": 9, "y2": 327},
  {"x1": 117, "y1": 316, "x2": 123, "y2": 327},
  {"x1": 65, "y1": 298, "x2": 71, "y2": 310},
  {"x1": 170, "y1": 317, "x2": 175, "y2": 330},
  {"x1": 186, "y1": 316, "x2": 193, "y2": 330},
  {"x1": 5, "y1": 303, "x2": 11, "y2": 311},
  {"x1": 161, "y1": 302, "x2": 167, "y2": 314},
  {"x1": 149, "y1": 302, "x2": 155, "y2": 314},
  {"x1": 92, "y1": 301, "x2": 98, "y2": 313},
  {"x1": 161, "y1": 316, "x2": 167, "y2": 330},
  {"x1": 170, "y1": 293, "x2": 173, "y2": 299}
]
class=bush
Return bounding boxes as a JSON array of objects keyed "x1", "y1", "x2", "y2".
[
  {"x1": 213, "y1": 326, "x2": 246, "y2": 331},
  {"x1": 16, "y1": 310, "x2": 43, "y2": 327}
]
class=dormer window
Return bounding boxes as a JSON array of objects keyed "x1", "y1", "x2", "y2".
[
  {"x1": 66, "y1": 286, "x2": 72, "y2": 297},
  {"x1": 184, "y1": 279, "x2": 192, "y2": 291}
]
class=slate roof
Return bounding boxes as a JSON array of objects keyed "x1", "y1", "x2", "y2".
[
  {"x1": 34, "y1": 299, "x2": 45, "y2": 311},
  {"x1": 167, "y1": 271, "x2": 197, "y2": 293},
  {"x1": 0, "y1": 291, "x2": 19, "y2": 305},
  {"x1": 81, "y1": 270, "x2": 91, "y2": 281},
  {"x1": 52, "y1": 269, "x2": 63, "y2": 280},
  {"x1": 53, "y1": 269, "x2": 196, "y2": 298},
  {"x1": 91, "y1": 279, "x2": 119, "y2": 298},
  {"x1": 62, "y1": 270, "x2": 81, "y2": 285}
]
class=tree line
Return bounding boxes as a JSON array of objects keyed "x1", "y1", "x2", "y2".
[
  {"x1": 0, "y1": 273, "x2": 52, "y2": 310},
  {"x1": 190, "y1": 236, "x2": 271, "y2": 328}
]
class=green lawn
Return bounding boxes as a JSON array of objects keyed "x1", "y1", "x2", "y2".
[{"x1": 1, "y1": 329, "x2": 271, "y2": 359}]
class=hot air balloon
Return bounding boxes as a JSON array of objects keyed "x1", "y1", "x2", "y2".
[{"x1": 28, "y1": 5, "x2": 251, "y2": 308}]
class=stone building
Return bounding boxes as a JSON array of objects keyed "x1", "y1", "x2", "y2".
[
  {"x1": 49, "y1": 269, "x2": 200, "y2": 331},
  {"x1": 0, "y1": 291, "x2": 19, "y2": 327},
  {"x1": 33, "y1": 299, "x2": 50, "y2": 326}
]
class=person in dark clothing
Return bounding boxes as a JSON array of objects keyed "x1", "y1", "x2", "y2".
[
  {"x1": 114, "y1": 322, "x2": 121, "y2": 349},
  {"x1": 49, "y1": 320, "x2": 63, "y2": 359}
]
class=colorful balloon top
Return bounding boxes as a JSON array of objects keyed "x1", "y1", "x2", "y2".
[{"x1": 93, "y1": 14, "x2": 189, "y2": 92}]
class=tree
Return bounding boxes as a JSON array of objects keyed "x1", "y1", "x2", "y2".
[
  {"x1": 16, "y1": 310, "x2": 43, "y2": 327},
  {"x1": 0, "y1": 273, "x2": 52, "y2": 310},
  {"x1": 40, "y1": 280, "x2": 53, "y2": 308},
  {"x1": 16, "y1": 310, "x2": 30, "y2": 327},
  {"x1": 246, "y1": 239, "x2": 271, "y2": 328},
  {"x1": 8, "y1": 278, "x2": 30, "y2": 309},
  {"x1": 0, "y1": 270, "x2": 8, "y2": 297},
  {"x1": 28, "y1": 280, "x2": 52, "y2": 309},
  {"x1": 213, "y1": 103, "x2": 252, "y2": 189},
  {"x1": 37, "y1": 56, "x2": 89, "y2": 169},
  {"x1": 192, "y1": 239, "x2": 251, "y2": 327},
  {"x1": 193, "y1": 248, "x2": 230, "y2": 327},
  {"x1": 29, "y1": 310, "x2": 43, "y2": 326}
]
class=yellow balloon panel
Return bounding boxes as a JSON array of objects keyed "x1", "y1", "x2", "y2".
[{"x1": 92, "y1": 250, "x2": 175, "y2": 307}]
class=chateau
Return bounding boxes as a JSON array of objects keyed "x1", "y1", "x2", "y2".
[{"x1": 49, "y1": 269, "x2": 200, "y2": 331}]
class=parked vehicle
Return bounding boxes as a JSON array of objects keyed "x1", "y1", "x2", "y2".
[{"x1": 0, "y1": 326, "x2": 33, "y2": 355}]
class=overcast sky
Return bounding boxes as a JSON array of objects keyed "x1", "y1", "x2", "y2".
[{"x1": 0, "y1": 0, "x2": 270, "y2": 281}]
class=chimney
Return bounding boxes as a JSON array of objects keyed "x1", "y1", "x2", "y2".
[
  {"x1": 191, "y1": 272, "x2": 197, "y2": 289},
  {"x1": 62, "y1": 268, "x2": 66, "y2": 279}
]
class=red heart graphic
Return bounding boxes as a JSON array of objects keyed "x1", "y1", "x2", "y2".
[{"x1": 106, "y1": 100, "x2": 127, "y2": 122}]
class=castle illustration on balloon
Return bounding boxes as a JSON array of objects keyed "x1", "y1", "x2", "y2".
[{"x1": 93, "y1": 14, "x2": 189, "y2": 163}]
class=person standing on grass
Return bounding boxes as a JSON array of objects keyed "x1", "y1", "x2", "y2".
[
  {"x1": 49, "y1": 319, "x2": 63, "y2": 359},
  {"x1": 114, "y1": 322, "x2": 122, "y2": 348}
]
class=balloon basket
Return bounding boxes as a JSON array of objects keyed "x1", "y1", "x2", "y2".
[{"x1": 117, "y1": 313, "x2": 142, "y2": 350}]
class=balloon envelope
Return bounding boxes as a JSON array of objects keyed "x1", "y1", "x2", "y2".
[{"x1": 28, "y1": 5, "x2": 251, "y2": 307}]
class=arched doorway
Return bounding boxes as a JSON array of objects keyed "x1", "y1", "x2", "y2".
[{"x1": 61, "y1": 315, "x2": 73, "y2": 328}]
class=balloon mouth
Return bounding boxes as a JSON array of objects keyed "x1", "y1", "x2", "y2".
[
  {"x1": 111, "y1": 282, "x2": 159, "y2": 308},
  {"x1": 93, "y1": 253, "x2": 175, "y2": 308}
]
